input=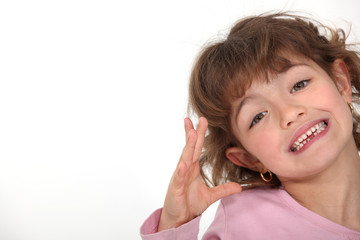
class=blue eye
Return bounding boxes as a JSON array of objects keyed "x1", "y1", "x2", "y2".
[
  {"x1": 291, "y1": 80, "x2": 310, "y2": 93},
  {"x1": 250, "y1": 111, "x2": 267, "y2": 128}
]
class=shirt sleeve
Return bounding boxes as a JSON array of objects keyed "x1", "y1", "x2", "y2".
[
  {"x1": 140, "y1": 208, "x2": 201, "y2": 240},
  {"x1": 140, "y1": 203, "x2": 226, "y2": 240},
  {"x1": 201, "y1": 201, "x2": 226, "y2": 239}
]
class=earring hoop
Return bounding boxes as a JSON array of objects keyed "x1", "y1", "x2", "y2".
[
  {"x1": 348, "y1": 102, "x2": 354, "y2": 115},
  {"x1": 260, "y1": 170, "x2": 273, "y2": 182}
]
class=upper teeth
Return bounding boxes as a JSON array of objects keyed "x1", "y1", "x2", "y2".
[{"x1": 291, "y1": 121, "x2": 327, "y2": 152}]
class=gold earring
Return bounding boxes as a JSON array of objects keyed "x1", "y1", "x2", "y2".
[
  {"x1": 260, "y1": 170, "x2": 273, "y2": 182},
  {"x1": 348, "y1": 102, "x2": 354, "y2": 115}
]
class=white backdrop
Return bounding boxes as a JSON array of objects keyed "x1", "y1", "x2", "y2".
[{"x1": 1, "y1": 0, "x2": 359, "y2": 239}]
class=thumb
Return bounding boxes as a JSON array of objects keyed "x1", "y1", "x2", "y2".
[{"x1": 209, "y1": 182, "x2": 243, "y2": 204}]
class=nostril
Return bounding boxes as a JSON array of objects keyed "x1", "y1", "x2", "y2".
[{"x1": 281, "y1": 106, "x2": 306, "y2": 129}]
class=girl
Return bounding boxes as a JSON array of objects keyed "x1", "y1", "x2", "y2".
[{"x1": 141, "y1": 12, "x2": 360, "y2": 239}]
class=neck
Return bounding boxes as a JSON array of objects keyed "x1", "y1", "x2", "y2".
[{"x1": 281, "y1": 139, "x2": 360, "y2": 231}]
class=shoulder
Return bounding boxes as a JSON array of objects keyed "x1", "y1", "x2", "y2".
[
  {"x1": 211, "y1": 187, "x2": 287, "y2": 238},
  {"x1": 219, "y1": 187, "x2": 287, "y2": 222},
  {"x1": 221, "y1": 187, "x2": 282, "y2": 208},
  {"x1": 215, "y1": 187, "x2": 360, "y2": 239}
]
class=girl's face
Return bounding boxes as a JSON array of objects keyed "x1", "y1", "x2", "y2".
[{"x1": 230, "y1": 55, "x2": 354, "y2": 181}]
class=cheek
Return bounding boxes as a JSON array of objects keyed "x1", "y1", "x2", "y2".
[
  {"x1": 313, "y1": 81, "x2": 346, "y2": 105},
  {"x1": 319, "y1": 89, "x2": 350, "y2": 120},
  {"x1": 244, "y1": 131, "x2": 280, "y2": 161},
  {"x1": 310, "y1": 85, "x2": 349, "y2": 117}
]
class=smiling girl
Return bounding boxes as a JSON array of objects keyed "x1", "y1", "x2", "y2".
[{"x1": 140, "y1": 13, "x2": 360, "y2": 239}]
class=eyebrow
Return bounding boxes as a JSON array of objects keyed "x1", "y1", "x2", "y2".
[
  {"x1": 234, "y1": 95, "x2": 254, "y2": 121},
  {"x1": 234, "y1": 63, "x2": 310, "y2": 121}
]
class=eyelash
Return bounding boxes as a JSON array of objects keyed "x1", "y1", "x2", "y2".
[
  {"x1": 290, "y1": 79, "x2": 310, "y2": 93},
  {"x1": 250, "y1": 111, "x2": 267, "y2": 128},
  {"x1": 249, "y1": 79, "x2": 310, "y2": 128}
]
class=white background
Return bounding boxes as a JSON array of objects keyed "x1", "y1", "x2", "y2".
[{"x1": 0, "y1": 0, "x2": 359, "y2": 239}]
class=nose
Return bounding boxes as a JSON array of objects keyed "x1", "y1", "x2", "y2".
[{"x1": 279, "y1": 102, "x2": 306, "y2": 129}]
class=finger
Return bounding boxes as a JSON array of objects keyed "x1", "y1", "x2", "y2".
[
  {"x1": 180, "y1": 129, "x2": 197, "y2": 167},
  {"x1": 172, "y1": 161, "x2": 187, "y2": 189},
  {"x1": 192, "y1": 117, "x2": 208, "y2": 162},
  {"x1": 184, "y1": 118, "x2": 194, "y2": 141},
  {"x1": 172, "y1": 130, "x2": 197, "y2": 189},
  {"x1": 209, "y1": 182, "x2": 242, "y2": 204}
]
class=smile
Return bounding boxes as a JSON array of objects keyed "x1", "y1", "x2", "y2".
[{"x1": 290, "y1": 120, "x2": 328, "y2": 152}]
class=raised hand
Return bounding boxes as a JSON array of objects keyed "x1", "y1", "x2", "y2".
[{"x1": 158, "y1": 117, "x2": 243, "y2": 231}]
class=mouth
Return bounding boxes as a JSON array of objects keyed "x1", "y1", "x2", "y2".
[{"x1": 290, "y1": 120, "x2": 328, "y2": 153}]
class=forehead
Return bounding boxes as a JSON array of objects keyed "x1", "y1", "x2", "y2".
[
  {"x1": 251, "y1": 62, "x2": 314, "y2": 90},
  {"x1": 230, "y1": 54, "x2": 314, "y2": 99},
  {"x1": 232, "y1": 56, "x2": 324, "y2": 117}
]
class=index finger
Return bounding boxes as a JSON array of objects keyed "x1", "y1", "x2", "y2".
[
  {"x1": 184, "y1": 118, "x2": 194, "y2": 142},
  {"x1": 192, "y1": 117, "x2": 208, "y2": 162}
]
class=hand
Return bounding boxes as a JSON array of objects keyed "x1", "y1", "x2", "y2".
[{"x1": 158, "y1": 117, "x2": 243, "y2": 231}]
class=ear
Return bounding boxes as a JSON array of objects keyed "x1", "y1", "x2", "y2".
[
  {"x1": 332, "y1": 59, "x2": 352, "y2": 103},
  {"x1": 225, "y1": 147, "x2": 266, "y2": 173}
]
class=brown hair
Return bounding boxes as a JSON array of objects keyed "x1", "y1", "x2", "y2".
[{"x1": 188, "y1": 12, "x2": 360, "y2": 188}]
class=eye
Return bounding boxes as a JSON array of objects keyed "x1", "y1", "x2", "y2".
[
  {"x1": 290, "y1": 80, "x2": 310, "y2": 93},
  {"x1": 250, "y1": 111, "x2": 267, "y2": 128}
]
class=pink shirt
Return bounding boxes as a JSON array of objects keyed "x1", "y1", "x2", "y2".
[{"x1": 140, "y1": 187, "x2": 360, "y2": 239}]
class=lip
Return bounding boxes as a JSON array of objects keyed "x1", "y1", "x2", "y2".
[{"x1": 288, "y1": 119, "x2": 329, "y2": 154}]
